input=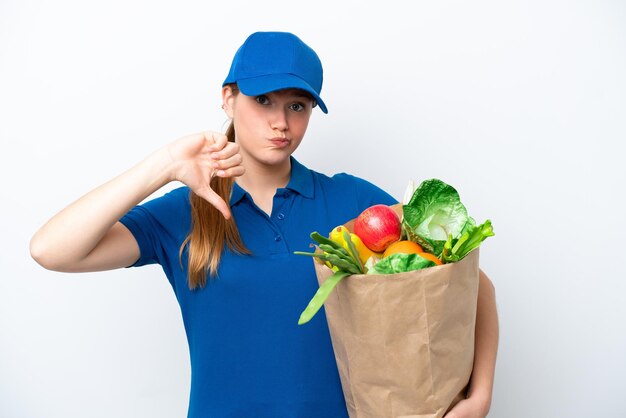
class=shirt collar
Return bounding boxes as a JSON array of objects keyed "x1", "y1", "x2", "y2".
[
  {"x1": 285, "y1": 157, "x2": 314, "y2": 198},
  {"x1": 230, "y1": 181, "x2": 248, "y2": 206},
  {"x1": 229, "y1": 157, "x2": 315, "y2": 206}
]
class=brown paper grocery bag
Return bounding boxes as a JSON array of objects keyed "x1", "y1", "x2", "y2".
[{"x1": 314, "y1": 246, "x2": 480, "y2": 418}]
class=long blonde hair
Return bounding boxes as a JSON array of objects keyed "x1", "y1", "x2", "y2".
[{"x1": 179, "y1": 121, "x2": 250, "y2": 290}]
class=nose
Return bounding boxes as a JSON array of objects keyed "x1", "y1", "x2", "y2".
[{"x1": 270, "y1": 108, "x2": 288, "y2": 132}]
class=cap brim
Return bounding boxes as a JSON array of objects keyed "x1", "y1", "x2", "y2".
[{"x1": 236, "y1": 74, "x2": 328, "y2": 113}]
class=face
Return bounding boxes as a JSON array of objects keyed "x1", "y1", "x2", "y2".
[{"x1": 222, "y1": 86, "x2": 314, "y2": 169}]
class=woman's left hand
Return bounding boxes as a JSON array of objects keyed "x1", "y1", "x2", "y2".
[
  {"x1": 445, "y1": 269, "x2": 497, "y2": 418},
  {"x1": 443, "y1": 394, "x2": 490, "y2": 418}
]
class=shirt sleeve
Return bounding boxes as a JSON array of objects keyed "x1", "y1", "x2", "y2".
[
  {"x1": 118, "y1": 186, "x2": 191, "y2": 268},
  {"x1": 353, "y1": 176, "x2": 399, "y2": 210}
]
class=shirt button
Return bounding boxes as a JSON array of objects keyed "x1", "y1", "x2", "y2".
[
  {"x1": 277, "y1": 213, "x2": 285, "y2": 220},
  {"x1": 274, "y1": 235, "x2": 282, "y2": 242}
]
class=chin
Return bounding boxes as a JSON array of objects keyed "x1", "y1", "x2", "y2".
[
  {"x1": 253, "y1": 148, "x2": 294, "y2": 167},
  {"x1": 262, "y1": 153, "x2": 292, "y2": 167}
]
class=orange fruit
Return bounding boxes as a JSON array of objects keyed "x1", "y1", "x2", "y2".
[
  {"x1": 418, "y1": 252, "x2": 442, "y2": 266},
  {"x1": 383, "y1": 240, "x2": 424, "y2": 258}
]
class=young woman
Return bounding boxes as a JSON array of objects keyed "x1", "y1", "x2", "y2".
[{"x1": 30, "y1": 32, "x2": 498, "y2": 418}]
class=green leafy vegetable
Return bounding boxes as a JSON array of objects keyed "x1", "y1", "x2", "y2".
[
  {"x1": 402, "y1": 179, "x2": 476, "y2": 257},
  {"x1": 367, "y1": 253, "x2": 436, "y2": 275},
  {"x1": 441, "y1": 220, "x2": 494, "y2": 263}
]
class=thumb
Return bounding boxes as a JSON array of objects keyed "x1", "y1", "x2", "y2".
[{"x1": 196, "y1": 186, "x2": 232, "y2": 220}]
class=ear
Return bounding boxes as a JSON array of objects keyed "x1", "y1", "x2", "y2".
[{"x1": 221, "y1": 86, "x2": 235, "y2": 118}]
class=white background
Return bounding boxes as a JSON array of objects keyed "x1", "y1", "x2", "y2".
[{"x1": 1, "y1": 1, "x2": 625, "y2": 417}]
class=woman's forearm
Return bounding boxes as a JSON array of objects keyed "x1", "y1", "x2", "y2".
[
  {"x1": 467, "y1": 269, "x2": 499, "y2": 413},
  {"x1": 30, "y1": 147, "x2": 174, "y2": 270}
]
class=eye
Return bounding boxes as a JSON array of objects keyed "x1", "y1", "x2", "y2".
[
  {"x1": 255, "y1": 95, "x2": 270, "y2": 105},
  {"x1": 289, "y1": 102, "x2": 306, "y2": 112}
]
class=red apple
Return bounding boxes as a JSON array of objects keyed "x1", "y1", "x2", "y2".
[{"x1": 353, "y1": 204, "x2": 402, "y2": 252}]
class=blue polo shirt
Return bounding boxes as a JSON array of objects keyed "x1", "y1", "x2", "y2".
[{"x1": 119, "y1": 157, "x2": 397, "y2": 418}]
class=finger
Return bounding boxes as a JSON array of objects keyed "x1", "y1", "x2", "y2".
[
  {"x1": 214, "y1": 165, "x2": 246, "y2": 179},
  {"x1": 212, "y1": 153, "x2": 242, "y2": 171},
  {"x1": 211, "y1": 142, "x2": 240, "y2": 160},
  {"x1": 207, "y1": 131, "x2": 228, "y2": 151},
  {"x1": 195, "y1": 185, "x2": 232, "y2": 220}
]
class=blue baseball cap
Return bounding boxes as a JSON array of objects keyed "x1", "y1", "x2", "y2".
[{"x1": 223, "y1": 32, "x2": 328, "y2": 113}]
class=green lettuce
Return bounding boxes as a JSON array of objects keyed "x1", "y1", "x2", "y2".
[
  {"x1": 367, "y1": 253, "x2": 436, "y2": 275},
  {"x1": 402, "y1": 179, "x2": 475, "y2": 257},
  {"x1": 402, "y1": 178, "x2": 494, "y2": 260}
]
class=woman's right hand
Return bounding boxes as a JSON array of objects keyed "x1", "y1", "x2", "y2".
[{"x1": 166, "y1": 131, "x2": 245, "y2": 219}]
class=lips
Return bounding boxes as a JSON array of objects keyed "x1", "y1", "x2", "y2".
[{"x1": 269, "y1": 137, "x2": 291, "y2": 148}]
